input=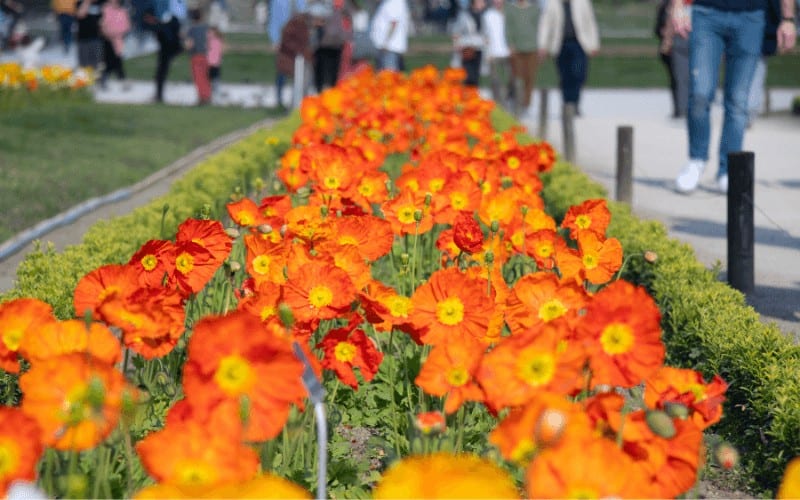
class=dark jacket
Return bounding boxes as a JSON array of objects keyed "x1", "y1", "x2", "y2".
[{"x1": 277, "y1": 13, "x2": 311, "y2": 76}]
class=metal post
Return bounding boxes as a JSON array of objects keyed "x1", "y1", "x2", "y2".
[
  {"x1": 616, "y1": 125, "x2": 633, "y2": 204},
  {"x1": 562, "y1": 103, "x2": 576, "y2": 162},
  {"x1": 292, "y1": 55, "x2": 305, "y2": 109},
  {"x1": 538, "y1": 88, "x2": 549, "y2": 139},
  {"x1": 727, "y1": 151, "x2": 755, "y2": 294},
  {"x1": 764, "y1": 87, "x2": 771, "y2": 116}
]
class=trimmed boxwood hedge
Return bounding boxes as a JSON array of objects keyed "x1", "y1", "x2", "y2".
[{"x1": 2, "y1": 108, "x2": 797, "y2": 493}]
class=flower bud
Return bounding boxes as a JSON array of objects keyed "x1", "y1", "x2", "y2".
[
  {"x1": 490, "y1": 220, "x2": 500, "y2": 233},
  {"x1": 644, "y1": 250, "x2": 658, "y2": 263},
  {"x1": 280, "y1": 224, "x2": 288, "y2": 237},
  {"x1": 535, "y1": 408, "x2": 567, "y2": 447},
  {"x1": 424, "y1": 193, "x2": 432, "y2": 207},
  {"x1": 400, "y1": 253, "x2": 410, "y2": 265},
  {"x1": 257, "y1": 224, "x2": 273, "y2": 234},
  {"x1": 277, "y1": 303, "x2": 296, "y2": 328},
  {"x1": 226, "y1": 260, "x2": 242, "y2": 273},
  {"x1": 253, "y1": 177, "x2": 265, "y2": 192},
  {"x1": 645, "y1": 409, "x2": 676, "y2": 439},
  {"x1": 414, "y1": 411, "x2": 446, "y2": 435},
  {"x1": 320, "y1": 205, "x2": 329, "y2": 218},
  {"x1": 520, "y1": 205, "x2": 529, "y2": 216},
  {"x1": 714, "y1": 443, "x2": 739, "y2": 470},
  {"x1": 414, "y1": 209, "x2": 423, "y2": 222},
  {"x1": 224, "y1": 227, "x2": 241, "y2": 239},
  {"x1": 663, "y1": 402, "x2": 690, "y2": 420},
  {"x1": 484, "y1": 251, "x2": 495, "y2": 265},
  {"x1": 86, "y1": 376, "x2": 106, "y2": 412}
]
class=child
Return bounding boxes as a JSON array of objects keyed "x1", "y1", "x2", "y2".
[
  {"x1": 100, "y1": 0, "x2": 131, "y2": 89},
  {"x1": 184, "y1": 7, "x2": 211, "y2": 105},
  {"x1": 206, "y1": 24, "x2": 224, "y2": 99}
]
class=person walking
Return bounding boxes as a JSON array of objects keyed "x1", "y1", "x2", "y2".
[
  {"x1": 185, "y1": 6, "x2": 212, "y2": 105},
  {"x1": 369, "y1": 0, "x2": 411, "y2": 71},
  {"x1": 99, "y1": 0, "x2": 130, "y2": 88},
  {"x1": 269, "y1": 0, "x2": 306, "y2": 108},
  {"x1": 672, "y1": 0, "x2": 796, "y2": 194},
  {"x1": 451, "y1": 0, "x2": 485, "y2": 87},
  {"x1": 51, "y1": 0, "x2": 77, "y2": 54},
  {"x1": 75, "y1": 0, "x2": 105, "y2": 71},
  {"x1": 482, "y1": 0, "x2": 512, "y2": 106},
  {"x1": 313, "y1": 0, "x2": 348, "y2": 92},
  {"x1": 143, "y1": 0, "x2": 183, "y2": 103},
  {"x1": 504, "y1": 0, "x2": 540, "y2": 117},
  {"x1": 746, "y1": 0, "x2": 783, "y2": 127},
  {"x1": 276, "y1": 6, "x2": 312, "y2": 108},
  {"x1": 207, "y1": 24, "x2": 225, "y2": 98},
  {"x1": 655, "y1": 0, "x2": 688, "y2": 118},
  {"x1": 537, "y1": 0, "x2": 599, "y2": 118}
]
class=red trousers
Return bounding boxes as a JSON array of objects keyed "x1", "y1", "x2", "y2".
[{"x1": 191, "y1": 54, "x2": 212, "y2": 104}]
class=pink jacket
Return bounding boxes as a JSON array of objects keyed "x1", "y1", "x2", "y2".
[
  {"x1": 207, "y1": 31, "x2": 223, "y2": 67},
  {"x1": 101, "y1": 3, "x2": 131, "y2": 55}
]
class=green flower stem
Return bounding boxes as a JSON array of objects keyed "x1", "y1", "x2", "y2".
[
  {"x1": 454, "y1": 405, "x2": 466, "y2": 453},
  {"x1": 386, "y1": 330, "x2": 402, "y2": 455}
]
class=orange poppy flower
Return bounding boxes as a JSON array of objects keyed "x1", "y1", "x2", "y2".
[
  {"x1": 351, "y1": 170, "x2": 391, "y2": 209},
  {"x1": 435, "y1": 228, "x2": 462, "y2": 263},
  {"x1": 317, "y1": 214, "x2": 394, "y2": 263},
  {"x1": 576, "y1": 232, "x2": 623, "y2": 285},
  {"x1": 431, "y1": 172, "x2": 483, "y2": 225},
  {"x1": 237, "y1": 279, "x2": 282, "y2": 323},
  {"x1": 283, "y1": 260, "x2": 357, "y2": 323},
  {"x1": 561, "y1": 198, "x2": 611, "y2": 240},
  {"x1": 316, "y1": 314, "x2": 384, "y2": 390},
  {"x1": 643, "y1": 366, "x2": 728, "y2": 430},
  {"x1": 504, "y1": 272, "x2": 588, "y2": 335},
  {"x1": 409, "y1": 267, "x2": 496, "y2": 346},
  {"x1": 181, "y1": 310, "x2": 306, "y2": 442},
  {"x1": 169, "y1": 241, "x2": 220, "y2": 296},
  {"x1": 19, "y1": 353, "x2": 135, "y2": 450},
  {"x1": 415, "y1": 337, "x2": 486, "y2": 414},
  {"x1": 244, "y1": 233, "x2": 288, "y2": 286},
  {"x1": 526, "y1": 434, "x2": 650, "y2": 498},
  {"x1": 0, "y1": 298, "x2": 55, "y2": 373},
  {"x1": 128, "y1": 239, "x2": 175, "y2": 289},
  {"x1": 524, "y1": 229, "x2": 559, "y2": 270},
  {"x1": 258, "y1": 194, "x2": 293, "y2": 228},
  {"x1": 489, "y1": 391, "x2": 592, "y2": 463},
  {"x1": 18, "y1": 318, "x2": 121, "y2": 366},
  {"x1": 73, "y1": 264, "x2": 140, "y2": 320},
  {"x1": 136, "y1": 405, "x2": 260, "y2": 488},
  {"x1": 283, "y1": 204, "x2": 333, "y2": 244},
  {"x1": 98, "y1": 286, "x2": 186, "y2": 359},
  {"x1": 134, "y1": 473, "x2": 311, "y2": 499},
  {"x1": 414, "y1": 411, "x2": 446, "y2": 434},
  {"x1": 307, "y1": 145, "x2": 360, "y2": 202},
  {"x1": 477, "y1": 325, "x2": 586, "y2": 410},
  {"x1": 777, "y1": 457, "x2": 800, "y2": 499},
  {"x1": 0, "y1": 406, "x2": 43, "y2": 497},
  {"x1": 477, "y1": 189, "x2": 518, "y2": 230},
  {"x1": 176, "y1": 218, "x2": 233, "y2": 263},
  {"x1": 373, "y1": 452, "x2": 519, "y2": 499},
  {"x1": 576, "y1": 280, "x2": 665, "y2": 388},
  {"x1": 358, "y1": 280, "x2": 417, "y2": 336},
  {"x1": 381, "y1": 189, "x2": 434, "y2": 237},
  {"x1": 277, "y1": 161, "x2": 310, "y2": 193},
  {"x1": 226, "y1": 198, "x2": 268, "y2": 228}
]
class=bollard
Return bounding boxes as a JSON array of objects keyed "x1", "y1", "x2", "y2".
[
  {"x1": 562, "y1": 103, "x2": 576, "y2": 163},
  {"x1": 764, "y1": 87, "x2": 771, "y2": 116},
  {"x1": 616, "y1": 125, "x2": 633, "y2": 204},
  {"x1": 727, "y1": 151, "x2": 755, "y2": 294},
  {"x1": 538, "y1": 88, "x2": 549, "y2": 139},
  {"x1": 292, "y1": 55, "x2": 305, "y2": 109}
]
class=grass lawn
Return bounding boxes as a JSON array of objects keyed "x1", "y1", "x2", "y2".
[{"x1": 0, "y1": 102, "x2": 274, "y2": 243}]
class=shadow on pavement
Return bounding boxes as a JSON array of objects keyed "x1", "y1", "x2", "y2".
[{"x1": 670, "y1": 217, "x2": 800, "y2": 251}]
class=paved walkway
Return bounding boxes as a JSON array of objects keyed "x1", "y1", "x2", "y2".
[{"x1": 2, "y1": 38, "x2": 799, "y2": 337}]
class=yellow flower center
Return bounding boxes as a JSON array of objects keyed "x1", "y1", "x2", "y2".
[
  {"x1": 446, "y1": 367, "x2": 469, "y2": 387},
  {"x1": 2, "y1": 328, "x2": 23, "y2": 351},
  {"x1": 436, "y1": 297, "x2": 464, "y2": 326},
  {"x1": 334, "y1": 341, "x2": 357, "y2": 362},
  {"x1": 510, "y1": 231, "x2": 524, "y2": 248},
  {"x1": 538, "y1": 299, "x2": 567, "y2": 322},
  {"x1": 575, "y1": 214, "x2": 592, "y2": 229},
  {"x1": 0, "y1": 438, "x2": 21, "y2": 476},
  {"x1": 398, "y1": 206, "x2": 416, "y2": 224},
  {"x1": 141, "y1": 254, "x2": 158, "y2": 271},
  {"x1": 260, "y1": 306, "x2": 276, "y2": 322},
  {"x1": 387, "y1": 296, "x2": 412, "y2": 318},
  {"x1": 510, "y1": 438, "x2": 536, "y2": 463},
  {"x1": 214, "y1": 355, "x2": 255, "y2": 396},
  {"x1": 687, "y1": 383, "x2": 707, "y2": 402},
  {"x1": 323, "y1": 176, "x2": 341, "y2": 189},
  {"x1": 507, "y1": 156, "x2": 521, "y2": 170},
  {"x1": 450, "y1": 192, "x2": 467, "y2": 210},
  {"x1": 175, "y1": 460, "x2": 219, "y2": 486},
  {"x1": 338, "y1": 235, "x2": 359, "y2": 246},
  {"x1": 536, "y1": 242, "x2": 554, "y2": 258},
  {"x1": 406, "y1": 179, "x2": 420, "y2": 192},
  {"x1": 237, "y1": 211, "x2": 255, "y2": 226},
  {"x1": 252, "y1": 255, "x2": 271, "y2": 275},
  {"x1": 61, "y1": 384, "x2": 91, "y2": 426},
  {"x1": 309, "y1": 285, "x2": 333, "y2": 308},
  {"x1": 517, "y1": 352, "x2": 556, "y2": 387},
  {"x1": 582, "y1": 253, "x2": 598, "y2": 270},
  {"x1": 600, "y1": 323, "x2": 635, "y2": 355},
  {"x1": 566, "y1": 487, "x2": 599, "y2": 499},
  {"x1": 358, "y1": 182, "x2": 375, "y2": 197},
  {"x1": 175, "y1": 252, "x2": 195, "y2": 275},
  {"x1": 429, "y1": 178, "x2": 445, "y2": 192},
  {"x1": 263, "y1": 206, "x2": 276, "y2": 217},
  {"x1": 97, "y1": 285, "x2": 120, "y2": 303}
]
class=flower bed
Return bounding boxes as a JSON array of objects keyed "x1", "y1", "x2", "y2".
[
  {"x1": 0, "y1": 62, "x2": 93, "y2": 110},
  {"x1": 1, "y1": 66, "x2": 798, "y2": 498}
]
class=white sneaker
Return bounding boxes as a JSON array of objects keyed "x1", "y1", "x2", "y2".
[
  {"x1": 717, "y1": 174, "x2": 728, "y2": 194},
  {"x1": 675, "y1": 160, "x2": 705, "y2": 193}
]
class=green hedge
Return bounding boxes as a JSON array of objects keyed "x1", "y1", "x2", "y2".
[{"x1": 2, "y1": 107, "x2": 797, "y2": 493}]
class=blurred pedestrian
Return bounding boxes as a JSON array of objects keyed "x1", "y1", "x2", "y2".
[
  {"x1": 482, "y1": 0, "x2": 511, "y2": 105},
  {"x1": 185, "y1": 6, "x2": 212, "y2": 105},
  {"x1": 369, "y1": 0, "x2": 411, "y2": 71},
  {"x1": 451, "y1": 0, "x2": 485, "y2": 87},
  {"x1": 143, "y1": 0, "x2": 183, "y2": 103},
  {"x1": 672, "y1": 0, "x2": 796, "y2": 194},
  {"x1": 537, "y1": 0, "x2": 599, "y2": 117},
  {"x1": 270, "y1": 0, "x2": 306, "y2": 108},
  {"x1": 1, "y1": 0, "x2": 23, "y2": 50},
  {"x1": 51, "y1": 0, "x2": 77, "y2": 53},
  {"x1": 655, "y1": 0, "x2": 688, "y2": 118},
  {"x1": 312, "y1": 0, "x2": 347, "y2": 92},
  {"x1": 75, "y1": 0, "x2": 105, "y2": 71},
  {"x1": 276, "y1": 6, "x2": 312, "y2": 108},
  {"x1": 747, "y1": 0, "x2": 783, "y2": 126},
  {"x1": 207, "y1": 24, "x2": 225, "y2": 97},
  {"x1": 99, "y1": 0, "x2": 131, "y2": 88},
  {"x1": 504, "y1": 0, "x2": 540, "y2": 116}
]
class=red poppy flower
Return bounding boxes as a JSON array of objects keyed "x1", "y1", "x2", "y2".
[
  {"x1": 561, "y1": 198, "x2": 611, "y2": 240},
  {"x1": 452, "y1": 211, "x2": 484, "y2": 254},
  {"x1": 128, "y1": 239, "x2": 175, "y2": 289},
  {"x1": 226, "y1": 198, "x2": 268, "y2": 228},
  {"x1": 316, "y1": 315, "x2": 383, "y2": 390},
  {"x1": 176, "y1": 218, "x2": 233, "y2": 264}
]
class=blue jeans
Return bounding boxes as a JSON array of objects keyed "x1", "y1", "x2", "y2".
[
  {"x1": 557, "y1": 38, "x2": 588, "y2": 106},
  {"x1": 376, "y1": 49, "x2": 404, "y2": 72},
  {"x1": 58, "y1": 13, "x2": 74, "y2": 52},
  {"x1": 688, "y1": 5, "x2": 763, "y2": 177}
]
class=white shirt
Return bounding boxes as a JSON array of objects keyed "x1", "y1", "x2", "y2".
[
  {"x1": 370, "y1": 0, "x2": 411, "y2": 53},
  {"x1": 482, "y1": 7, "x2": 511, "y2": 58}
]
